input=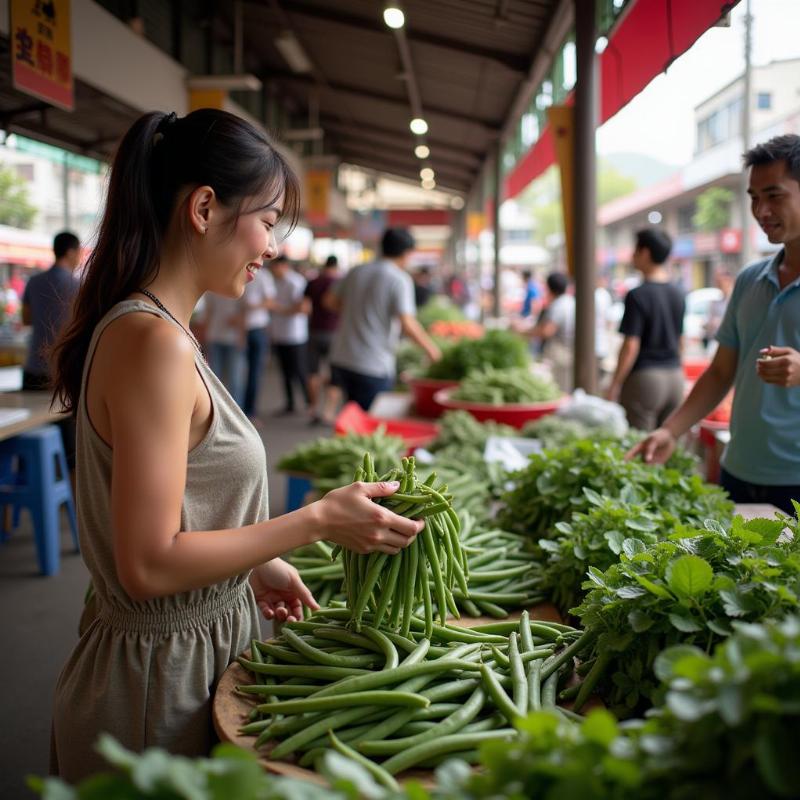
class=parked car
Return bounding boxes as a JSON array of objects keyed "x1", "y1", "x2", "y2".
[{"x1": 683, "y1": 287, "x2": 724, "y2": 343}]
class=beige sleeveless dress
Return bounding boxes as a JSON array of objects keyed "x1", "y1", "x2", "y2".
[{"x1": 51, "y1": 300, "x2": 266, "y2": 782}]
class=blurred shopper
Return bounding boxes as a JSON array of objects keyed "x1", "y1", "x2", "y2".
[
  {"x1": 328, "y1": 228, "x2": 441, "y2": 410},
  {"x1": 304, "y1": 255, "x2": 341, "y2": 424},
  {"x1": 633, "y1": 135, "x2": 800, "y2": 512},
  {"x1": 606, "y1": 228, "x2": 685, "y2": 431},
  {"x1": 48, "y1": 108, "x2": 421, "y2": 782},
  {"x1": 413, "y1": 265, "x2": 435, "y2": 307},
  {"x1": 21, "y1": 230, "x2": 81, "y2": 467},
  {"x1": 703, "y1": 267, "x2": 735, "y2": 348},
  {"x1": 22, "y1": 231, "x2": 81, "y2": 390},
  {"x1": 241, "y1": 263, "x2": 275, "y2": 421},
  {"x1": 269, "y1": 255, "x2": 311, "y2": 415},
  {"x1": 525, "y1": 272, "x2": 575, "y2": 393},
  {"x1": 202, "y1": 293, "x2": 246, "y2": 405},
  {"x1": 520, "y1": 269, "x2": 541, "y2": 318}
]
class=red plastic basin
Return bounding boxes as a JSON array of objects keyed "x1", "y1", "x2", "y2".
[
  {"x1": 433, "y1": 388, "x2": 564, "y2": 429},
  {"x1": 683, "y1": 358, "x2": 710, "y2": 381},
  {"x1": 405, "y1": 375, "x2": 460, "y2": 418},
  {"x1": 334, "y1": 402, "x2": 440, "y2": 452}
]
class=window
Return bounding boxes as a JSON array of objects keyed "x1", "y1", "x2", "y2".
[{"x1": 757, "y1": 92, "x2": 772, "y2": 110}]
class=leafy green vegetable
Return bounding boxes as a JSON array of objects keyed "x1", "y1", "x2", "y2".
[
  {"x1": 424, "y1": 330, "x2": 530, "y2": 382},
  {"x1": 416, "y1": 296, "x2": 467, "y2": 330},
  {"x1": 572, "y1": 514, "x2": 800, "y2": 715}
]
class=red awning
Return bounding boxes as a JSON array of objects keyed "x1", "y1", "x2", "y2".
[{"x1": 504, "y1": 0, "x2": 740, "y2": 199}]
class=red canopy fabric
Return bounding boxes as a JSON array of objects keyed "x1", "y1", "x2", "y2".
[{"x1": 504, "y1": 0, "x2": 740, "y2": 199}]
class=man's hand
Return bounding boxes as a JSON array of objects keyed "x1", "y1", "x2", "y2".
[
  {"x1": 756, "y1": 346, "x2": 800, "y2": 387},
  {"x1": 625, "y1": 427, "x2": 677, "y2": 465}
]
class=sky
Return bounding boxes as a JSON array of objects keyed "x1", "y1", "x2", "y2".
[{"x1": 596, "y1": 0, "x2": 800, "y2": 165}]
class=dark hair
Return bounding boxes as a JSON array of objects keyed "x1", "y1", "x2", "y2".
[
  {"x1": 324, "y1": 255, "x2": 338, "y2": 267},
  {"x1": 53, "y1": 231, "x2": 80, "y2": 259},
  {"x1": 546, "y1": 272, "x2": 568, "y2": 296},
  {"x1": 635, "y1": 227, "x2": 672, "y2": 265},
  {"x1": 271, "y1": 255, "x2": 290, "y2": 267},
  {"x1": 522, "y1": 270, "x2": 532, "y2": 281},
  {"x1": 381, "y1": 228, "x2": 415, "y2": 257},
  {"x1": 744, "y1": 134, "x2": 800, "y2": 182},
  {"x1": 51, "y1": 109, "x2": 300, "y2": 411}
]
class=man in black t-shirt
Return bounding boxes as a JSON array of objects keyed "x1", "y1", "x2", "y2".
[{"x1": 606, "y1": 228, "x2": 685, "y2": 431}]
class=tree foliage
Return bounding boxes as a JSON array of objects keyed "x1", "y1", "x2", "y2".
[
  {"x1": 692, "y1": 186, "x2": 733, "y2": 232},
  {"x1": 0, "y1": 163, "x2": 36, "y2": 229}
]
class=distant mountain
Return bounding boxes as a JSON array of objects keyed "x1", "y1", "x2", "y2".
[{"x1": 601, "y1": 152, "x2": 678, "y2": 188}]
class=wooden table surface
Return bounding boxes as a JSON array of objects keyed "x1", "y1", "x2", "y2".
[{"x1": 0, "y1": 391, "x2": 66, "y2": 442}]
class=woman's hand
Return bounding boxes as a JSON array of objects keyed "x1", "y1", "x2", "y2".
[
  {"x1": 249, "y1": 558, "x2": 318, "y2": 623},
  {"x1": 625, "y1": 427, "x2": 677, "y2": 464},
  {"x1": 311, "y1": 480, "x2": 423, "y2": 555}
]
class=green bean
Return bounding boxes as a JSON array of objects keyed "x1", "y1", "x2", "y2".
[
  {"x1": 474, "y1": 599, "x2": 508, "y2": 618},
  {"x1": 281, "y1": 628, "x2": 380, "y2": 669},
  {"x1": 519, "y1": 611, "x2": 534, "y2": 654},
  {"x1": 310, "y1": 627, "x2": 381, "y2": 653},
  {"x1": 541, "y1": 629, "x2": 597, "y2": 681},
  {"x1": 373, "y1": 551, "x2": 402, "y2": 629},
  {"x1": 479, "y1": 665, "x2": 520, "y2": 726},
  {"x1": 239, "y1": 718, "x2": 271, "y2": 735},
  {"x1": 418, "y1": 543, "x2": 434, "y2": 637},
  {"x1": 359, "y1": 687, "x2": 486, "y2": 755},
  {"x1": 309, "y1": 657, "x2": 480, "y2": 700},
  {"x1": 401, "y1": 538, "x2": 419, "y2": 638},
  {"x1": 573, "y1": 649, "x2": 613, "y2": 712},
  {"x1": 237, "y1": 659, "x2": 368, "y2": 681},
  {"x1": 236, "y1": 684, "x2": 318, "y2": 697},
  {"x1": 383, "y1": 630, "x2": 418, "y2": 654},
  {"x1": 381, "y1": 729, "x2": 516, "y2": 775},
  {"x1": 329, "y1": 731, "x2": 400, "y2": 792},
  {"x1": 269, "y1": 707, "x2": 375, "y2": 758},
  {"x1": 541, "y1": 670, "x2": 559, "y2": 708},
  {"x1": 360, "y1": 626, "x2": 399, "y2": 670},
  {"x1": 256, "y1": 690, "x2": 428, "y2": 716},
  {"x1": 528, "y1": 659, "x2": 542, "y2": 711},
  {"x1": 508, "y1": 633, "x2": 528, "y2": 713},
  {"x1": 252, "y1": 643, "x2": 309, "y2": 665}
]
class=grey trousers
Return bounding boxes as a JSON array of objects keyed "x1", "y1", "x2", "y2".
[{"x1": 620, "y1": 366, "x2": 684, "y2": 432}]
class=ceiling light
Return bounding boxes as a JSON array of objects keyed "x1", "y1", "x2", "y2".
[
  {"x1": 451, "y1": 196, "x2": 465, "y2": 210},
  {"x1": 383, "y1": 6, "x2": 405, "y2": 29},
  {"x1": 414, "y1": 144, "x2": 430, "y2": 159},
  {"x1": 274, "y1": 31, "x2": 313, "y2": 74},
  {"x1": 410, "y1": 118, "x2": 428, "y2": 135},
  {"x1": 420, "y1": 167, "x2": 434, "y2": 180},
  {"x1": 422, "y1": 178, "x2": 436, "y2": 190},
  {"x1": 595, "y1": 36, "x2": 609, "y2": 54}
]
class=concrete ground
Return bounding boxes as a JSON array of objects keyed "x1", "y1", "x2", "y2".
[{"x1": 0, "y1": 361, "x2": 325, "y2": 799}]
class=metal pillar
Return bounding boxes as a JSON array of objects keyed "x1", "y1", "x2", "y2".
[
  {"x1": 573, "y1": 0, "x2": 597, "y2": 393},
  {"x1": 62, "y1": 150, "x2": 70, "y2": 230},
  {"x1": 492, "y1": 143, "x2": 502, "y2": 319},
  {"x1": 738, "y1": 0, "x2": 753, "y2": 270}
]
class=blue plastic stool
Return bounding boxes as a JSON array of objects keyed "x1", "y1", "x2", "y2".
[
  {"x1": 0, "y1": 425, "x2": 78, "y2": 575},
  {"x1": 285, "y1": 474, "x2": 313, "y2": 514}
]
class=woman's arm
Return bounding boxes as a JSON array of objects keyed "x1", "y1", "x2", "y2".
[{"x1": 106, "y1": 323, "x2": 420, "y2": 602}]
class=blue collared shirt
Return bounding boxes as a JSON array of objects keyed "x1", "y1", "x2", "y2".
[{"x1": 716, "y1": 249, "x2": 800, "y2": 484}]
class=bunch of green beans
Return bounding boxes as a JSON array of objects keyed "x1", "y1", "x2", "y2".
[
  {"x1": 290, "y1": 513, "x2": 542, "y2": 621},
  {"x1": 450, "y1": 366, "x2": 561, "y2": 405},
  {"x1": 337, "y1": 453, "x2": 467, "y2": 636},
  {"x1": 236, "y1": 609, "x2": 584, "y2": 782}
]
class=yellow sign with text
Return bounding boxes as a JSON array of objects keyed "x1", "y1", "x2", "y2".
[
  {"x1": 11, "y1": 0, "x2": 73, "y2": 111},
  {"x1": 467, "y1": 212, "x2": 486, "y2": 240},
  {"x1": 305, "y1": 169, "x2": 331, "y2": 226},
  {"x1": 548, "y1": 105, "x2": 575, "y2": 276}
]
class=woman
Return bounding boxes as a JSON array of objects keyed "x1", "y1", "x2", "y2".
[{"x1": 49, "y1": 109, "x2": 421, "y2": 781}]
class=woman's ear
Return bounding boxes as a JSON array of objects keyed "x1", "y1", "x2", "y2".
[{"x1": 187, "y1": 185, "x2": 217, "y2": 236}]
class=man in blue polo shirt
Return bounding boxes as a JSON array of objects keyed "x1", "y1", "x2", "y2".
[{"x1": 631, "y1": 134, "x2": 800, "y2": 513}]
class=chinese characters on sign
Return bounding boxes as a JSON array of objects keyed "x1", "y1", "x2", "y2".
[{"x1": 11, "y1": 0, "x2": 73, "y2": 111}]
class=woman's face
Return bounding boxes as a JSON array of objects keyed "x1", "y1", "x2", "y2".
[{"x1": 201, "y1": 194, "x2": 282, "y2": 298}]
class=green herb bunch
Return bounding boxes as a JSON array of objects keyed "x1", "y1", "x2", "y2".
[
  {"x1": 424, "y1": 330, "x2": 530, "y2": 382},
  {"x1": 451, "y1": 366, "x2": 561, "y2": 405},
  {"x1": 571, "y1": 513, "x2": 800, "y2": 715},
  {"x1": 427, "y1": 410, "x2": 516, "y2": 454},
  {"x1": 498, "y1": 440, "x2": 731, "y2": 547}
]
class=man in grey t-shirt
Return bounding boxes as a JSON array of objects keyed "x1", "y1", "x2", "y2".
[{"x1": 327, "y1": 228, "x2": 441, "y2": 410}]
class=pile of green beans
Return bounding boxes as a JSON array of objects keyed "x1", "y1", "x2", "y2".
[
  {"x1": 450, "y1": 366, "x2": 561, "y2": 405},
  {"x1": 236, "y1": 609, "x2": 583, "y2": 782},
  {"x1": 339, "y1": 453, "x2": 467, "y2": 635},
  {"x1": 276, "y1": 429, "x2": 405, "y2": 493}
]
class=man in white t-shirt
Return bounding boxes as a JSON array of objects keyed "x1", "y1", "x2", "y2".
[
  {"x1": 268, "y1": 256, "x2": 311, "y2": 415},
  {"x1": 202, "y1": 293, "x2": 246, "y2": 404},
  {"x1": 241, "y1": 266, "x2": 276, "y2": 420}
]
